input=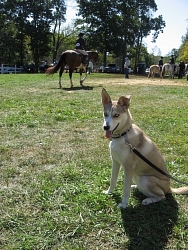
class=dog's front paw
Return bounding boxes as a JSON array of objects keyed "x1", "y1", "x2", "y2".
[{"x1": 118, "y1": 202, "x2": 127, "y2": 209}]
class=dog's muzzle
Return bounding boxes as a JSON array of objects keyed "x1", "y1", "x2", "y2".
[{"x1": 103, "y1": 123, "x2": 119, "y2": 138}]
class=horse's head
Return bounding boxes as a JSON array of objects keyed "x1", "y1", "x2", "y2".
[{"x1": 87, "y1": 51, "x2": 98, "y2": 64}]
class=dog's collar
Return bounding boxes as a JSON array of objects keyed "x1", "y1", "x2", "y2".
[{"x1": 111, "y1": 126, "x2": 132, "y2": 139}]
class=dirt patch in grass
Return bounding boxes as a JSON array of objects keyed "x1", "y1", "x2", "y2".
[{"x1": 96, "y1": 75, "x2": 188, "y2": 87}]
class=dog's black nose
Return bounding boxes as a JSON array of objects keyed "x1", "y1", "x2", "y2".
[{"x1": 103, "y1": 125, "x2": 110, "y2": 131}]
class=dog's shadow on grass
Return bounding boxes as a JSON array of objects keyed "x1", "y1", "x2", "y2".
[{"x1": 113, "y1": 189, "x2": 178, "y2": 249}]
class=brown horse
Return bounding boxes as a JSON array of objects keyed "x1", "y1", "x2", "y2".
[
  {"x1": 148, "y1": 65, "x2": 161, "y2": 78},
  {"x1": 46, "y1": 50, "x2": 98, "y2": 88}
]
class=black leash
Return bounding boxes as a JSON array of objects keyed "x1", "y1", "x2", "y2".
[{"x1": 125, "y1": 140, "x2": 188, "y2": 186}]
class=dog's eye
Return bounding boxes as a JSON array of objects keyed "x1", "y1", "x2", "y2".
[{"x1": 114, "y1": 114, "x2": 119, "y2": 117}]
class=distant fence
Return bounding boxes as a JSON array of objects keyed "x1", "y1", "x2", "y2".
[{"x1": 1, "y1": 64, "x2": 23, "y2": 74}]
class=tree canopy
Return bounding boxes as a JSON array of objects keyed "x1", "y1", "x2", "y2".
[
  {"x1": 0, "y1": 0, "x2": 66, "y2": 70},
  {"x1": 178, "y1": 29, "x2": 188, "y2": 63},
  {"x1": 0, "y1": 0, "x2": 187, "y2": 71},
  {"x1": 76, "y1": 0, "x2": 165, "y2": 67}
]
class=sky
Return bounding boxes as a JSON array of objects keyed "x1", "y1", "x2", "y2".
[
  {"x1": 65, "y1": 0, "x2": 188, "y2": 56},
  {"x1": 64, "y1": 0, "x2": 78, "y2": 24},
  {"x1": 143, "y1": 0, "x2": 188, "y2": 56}
]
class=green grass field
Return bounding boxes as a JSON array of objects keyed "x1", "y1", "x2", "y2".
[{"x1": 0, "y1": 73, "x2": 188, "y2": 249}]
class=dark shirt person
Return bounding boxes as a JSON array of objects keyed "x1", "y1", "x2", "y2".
[
  {"x1": 186, "y1": 64, "x2": 188, "y2": 81},
  {"x1": 178, "y1": 61, "x2": 185, "y2": 79},
  {"x1": 169, "y1": 55, "x2": 175, "y2": 72},
  {"x1": 75, "y1": 32, "x2": 88, "y2": 64},
  {"x1": 158, "y1": 56, "x2": 163, "y2": 71},
  {"x1": 169, "y1": 55, "x2": 175, "y2": 64}
]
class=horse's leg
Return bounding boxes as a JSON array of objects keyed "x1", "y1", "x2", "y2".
[
  {"x1": 59, "y1": 68, "x2": 63, "y2": 88},
  {"x1": 172, "y1": 66, "x2": 175, "y2": 78},
  {"x1": 170, "y1": 65, "x2": 174, "y2": 78},
  {"x1": 80, "y1": 66, "x2": 88, "y2": 85},
  {"x1": 80, "y1": 68, "x2": 83, "y2": 86},
  {"x1": 69, "y1": 69, "x2": 73, "y2": 88},
  {"x1": 161, "y1": 67, "x2": 164, "y2": 79}
]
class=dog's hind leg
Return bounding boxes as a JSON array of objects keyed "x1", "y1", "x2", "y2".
[
  {"x1": 103, "y1": 160, "x2": 120, "y2": 194},
  {"x1": 137, "y1": 176, "x2": 167, "y2": 205},
  {"x1": 142, "y1": 196, "x2": 165, "y2": 205}
]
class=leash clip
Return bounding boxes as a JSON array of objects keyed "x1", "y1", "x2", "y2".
[{"x1": 125, "y1": 139, "x2": 134, "y2": 152}]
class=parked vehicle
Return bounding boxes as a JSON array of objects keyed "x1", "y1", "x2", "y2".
[
  {"x1": 99, "y1": 66, "x2": 105, "y2": 73},
  {"x1": 145, "y1": 68, "x2": 150, "y2": 74},
  {"x1": 103, "y1": 63, "x2": 121, "y2": 73}
]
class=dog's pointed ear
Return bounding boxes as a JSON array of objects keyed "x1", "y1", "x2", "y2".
[
  {"x1": 118, "y1": 95, "x2": 131, "y2": 109},
  {"x1": 101, "y1": 88, "x2": 112, "y2": 106}
]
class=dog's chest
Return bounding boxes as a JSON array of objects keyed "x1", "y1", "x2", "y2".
[{"x1": 109, "y1": 138, "x2": 130, "y2": 163}]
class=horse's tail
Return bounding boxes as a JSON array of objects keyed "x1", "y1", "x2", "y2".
[
  {"x1": 148, "y1": 66, "x2": 153, "y2": 78},
  {"x1": 46, "y1": 53, "x2": 66, "y2": 75},
  {"x1": 148, "y1": 71, "x2": 151, "y2": 78}
]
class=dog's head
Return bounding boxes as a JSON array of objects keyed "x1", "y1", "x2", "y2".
[{"x1": 101, "y1": 88, "x2": 132, "y2": 138}]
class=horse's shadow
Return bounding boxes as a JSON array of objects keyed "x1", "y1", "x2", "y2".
[
  {"x1": 62, "y1": 85, "x2": 93, "y2": 91},
  {"x1": 112, "y1": 190, "x2": 178, "y2": 249}
]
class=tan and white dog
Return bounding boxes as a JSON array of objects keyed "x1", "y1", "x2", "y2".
[{"x1": 102, "y1": 88, "x2": 188, "y2": 208}]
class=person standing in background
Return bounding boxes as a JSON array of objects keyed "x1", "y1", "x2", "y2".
[
  {"x1": 87, "y1": 60, "x2": 93, "y2": 74},
  {"x1": 158, "y1": 56, "x2": 163, "y2": 72},
  {"x1": 124, "y1": 56, "x2": 130, "y2": 79},
  {"x1": 178, "y1": 60, "x2": 185, "y2": 79},
  {"x1": 186, "y1": 63, "x2": 188, "y2": 81},
  {"x1": 169, "y1": 55, "x2": 175, "y2": 70}
]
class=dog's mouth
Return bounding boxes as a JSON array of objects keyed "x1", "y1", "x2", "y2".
[{"x1": 105, "y1": 123, "x2": 119, "y2": 138}]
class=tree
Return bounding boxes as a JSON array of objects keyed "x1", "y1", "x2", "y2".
[
  {"x1": 76, "y1": 0, "x2": 122, "y2": 66},
  {"x1": 24, "y1": 0, "x2": 54, "y2": 71},
  {"x1": 178, "y1": 29, "x2": 188, "y2": 62},
  {"x1": 0, "y1": 0, "x2": 33, "y2": 65},
  {"x1": 76, "y1": 0, "x2": 165, "y2": 69},
  {"x1": 0, "y1": 0, "x2": 67, "y2": 69},
  {"x1": 50, "y1": 0, "x2": 66, "y2": 61}
]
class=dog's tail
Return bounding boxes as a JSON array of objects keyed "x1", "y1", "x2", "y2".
[{"x1": 170, "y1": 187, "x2": 188, "y2": 194}]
